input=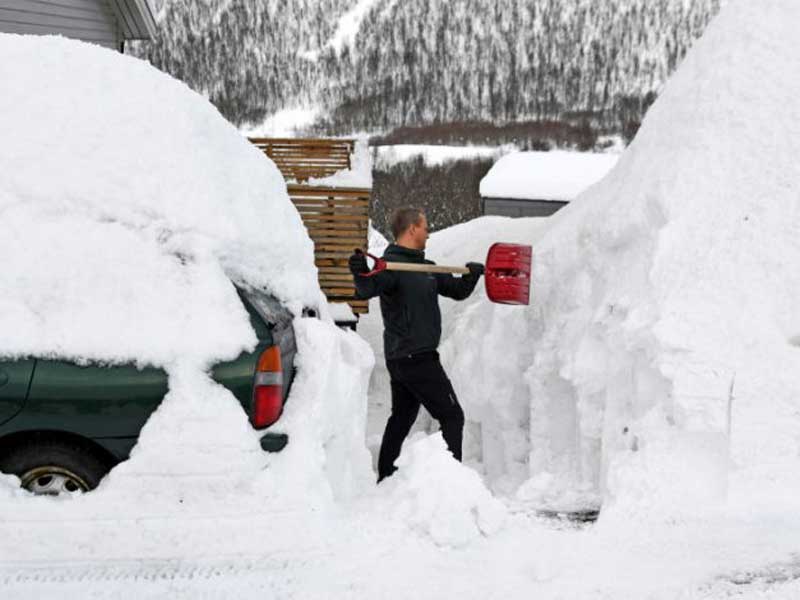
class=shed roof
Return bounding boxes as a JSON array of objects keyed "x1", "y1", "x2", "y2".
[{"x1": 479, "y1": 151, "x2": 619, "y2": 202}]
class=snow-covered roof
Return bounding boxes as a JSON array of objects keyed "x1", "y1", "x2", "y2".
[
  {"x1": 305, "y1": 138, "x2": 372, "y2": 189},
  {"x1": 479, "y1": 151, "x2": 619, "y2": 202}
]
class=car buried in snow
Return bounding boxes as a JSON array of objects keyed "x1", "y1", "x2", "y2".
[{"x1": 0, "y1": 287, "x2": 306, "y2": 496}]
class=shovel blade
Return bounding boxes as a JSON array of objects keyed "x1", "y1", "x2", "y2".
[{"x1": 485, "y1": 243, "x2": 532, "y2": 305}]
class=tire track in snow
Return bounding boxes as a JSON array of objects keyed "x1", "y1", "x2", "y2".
[{"x1": 0, "y1": 554, "x2": 315, "y2": 585}]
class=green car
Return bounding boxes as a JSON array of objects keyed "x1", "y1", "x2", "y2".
[{"x1": 0, "y1": 287, "x2": 303, "y2": 495}]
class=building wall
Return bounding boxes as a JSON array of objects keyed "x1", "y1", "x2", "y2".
[
  {"x1": 0, "y1": 0, "x2": 120, "y2": 50},
  {"x1": 482, "y1": 197, "x2": 568, "y2": 218}
]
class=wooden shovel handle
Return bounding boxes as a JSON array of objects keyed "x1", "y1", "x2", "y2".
[{"x1": 384, "y1": 261, "x2": 470, "y2": 275}]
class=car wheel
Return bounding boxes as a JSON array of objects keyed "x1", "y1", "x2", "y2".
[{"x1": 0, "y1": 439, "x2": 110, "y2": 496}]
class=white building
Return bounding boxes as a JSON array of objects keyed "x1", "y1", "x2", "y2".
[{"x1": 0, "y1": 0, "x2": 155, "y2": 52}]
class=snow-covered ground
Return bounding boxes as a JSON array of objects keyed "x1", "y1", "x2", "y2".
[
  {"x1": 373, "y1": 143, "x2": 515, "y2": 169},
  {"x1": 356, "y1": 0, "x2": 800, "y2": 593},
  {"x1": 241, "y1": 106, "x2": 320, "y2": 138},
  {"x1": 3, "y1": 0, "x2": 800, "y2": 597}
]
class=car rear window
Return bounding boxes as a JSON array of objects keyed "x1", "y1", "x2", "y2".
[{"x1": 243, "y1": 290, "x2": 292, "y2": 330}]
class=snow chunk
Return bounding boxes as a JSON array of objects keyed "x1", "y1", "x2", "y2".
[
  {"x1": 379, "y1": 434, "x2": 507, "y2": 548},
  {"x1": 0, "y1": 34, "x2": 318, "y2": 366},
  {"x1": 0, "y1": 474, "x2": 27, "y2": 500},
  {"x1": 479, "y1": 151, "x2": 619, "y2": 201},
  {"x1": 328, "y1": 302, "x2": 356, "y2": 323}
]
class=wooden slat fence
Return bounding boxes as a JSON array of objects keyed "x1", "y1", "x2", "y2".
[
  {"x1": 288, "y1": 184, "x2": 370, "y2": 315},
  {"x1": 250, "y1": 137, "x2": 355, "y2": 183}
]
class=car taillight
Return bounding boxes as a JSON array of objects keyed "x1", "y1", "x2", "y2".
[{"x1": 252, "y1": 345, "x2": 283, "y2": 428}]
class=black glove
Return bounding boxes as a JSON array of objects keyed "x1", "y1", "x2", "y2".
[
  {"x1": 349, "y1": 251, "x2": 369, "y2": 276},
  {"x1": 466, "y1": 262, "x2": 485, "y2": 277}
]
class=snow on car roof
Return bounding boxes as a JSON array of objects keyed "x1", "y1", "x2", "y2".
[
  {"x1": 479, "y1": 151, "x2": 619, "y2": 202},
  {"x1": 0, "y1": 34, "x2": 320, "y2": 367}
]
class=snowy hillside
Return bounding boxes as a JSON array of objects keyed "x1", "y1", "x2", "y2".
[{"x1": 132, "y1": 0, "x2": 721, "y2": 133}]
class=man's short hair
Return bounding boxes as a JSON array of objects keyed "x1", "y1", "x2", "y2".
[{"x1": 391, "y1": 207, "x2": 424, "y2": 239}]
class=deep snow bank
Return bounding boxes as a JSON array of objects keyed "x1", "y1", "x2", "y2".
[
  {"x1": 0, "y1": 34, "x2": 319, "y2": 367},
  {"x1": 445, "y1": 0, "x2": 800, "y2": 510},
  {"x1": 0, "y1": 317, "x2": 376, "y2": 561},
  {"x1": 0, "y1": 35, "x2": 373, "y2": 518}
]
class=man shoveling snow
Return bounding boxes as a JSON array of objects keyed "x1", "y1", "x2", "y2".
[{"x1": 349, "y1": 208, "x2": 484, "y2": 481}]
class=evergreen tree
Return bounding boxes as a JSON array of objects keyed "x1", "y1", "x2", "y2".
[{"x1": 131, "y1": 0, "x2": 722, "y2": 134}]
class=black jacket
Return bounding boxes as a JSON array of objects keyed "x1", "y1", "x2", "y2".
[{"x1": 354, "y1": 244, "x2": 480, "y2": 360}]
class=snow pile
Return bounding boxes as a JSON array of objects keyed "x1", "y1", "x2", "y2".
[
  {"x1": 0, "y1": 317, "x2": 375, "y2": 565},
  {"x1": 307, "y1": 138, "x2": 372, "y2": 188},
  {"x1": 0, "y1": 34, "x2": 319, "y2": 367},
  {"x1": 0, "y1": 474, "x2": 26, "y2": 500},
  {"x1": 440, "y1": 0, "x2": 800, "y2": 511},
  {"x1": 117, "y1": 366, "x2": 266, "y2": 476},
  {"x1": 100, "y1": 318, "x2": 371, "y2": 511},
  {"x1": 268, "y1": 317, "x2": 374, "y2": 503},
  {"x1": 378, "y1": 434, "x2": 506, "y2": 548},
  {"x1": 479, "y1": 151, "x2": 619, "y2": 201},
  {"x1": 0, "y1": 35, "x2": 375, "y2": 518},
  {"x1": 103, "y1": 315, "x2": 374, "y2": 510}
]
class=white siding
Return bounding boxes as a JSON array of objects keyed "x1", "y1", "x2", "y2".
[{"x1": 0, "y1": 0, "x2": 120, "y2": 49}]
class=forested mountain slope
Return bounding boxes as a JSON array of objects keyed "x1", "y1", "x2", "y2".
[{"x1": 133, "y1": 0, "x2": 722, "y2": 135}]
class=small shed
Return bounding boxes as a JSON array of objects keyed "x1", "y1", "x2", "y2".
[
  {"x1": 480, "y1": 151, "x2": 619, "y2": 217},
  {"x1": 0, "y1": 0, "x2": 156, "y2": 51}
]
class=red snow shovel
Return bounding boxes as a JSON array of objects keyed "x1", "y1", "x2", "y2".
[{"x1": 355, "y1": 243, "x2": 532, "y2": 305}]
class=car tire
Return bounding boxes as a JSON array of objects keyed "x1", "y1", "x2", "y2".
[{"x1": 0, "y1": 438, "x2": 110, "y2": 495}]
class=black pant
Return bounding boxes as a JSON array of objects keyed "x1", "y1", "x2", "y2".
[{"x1": 378, "y1": 351, "x2": 465, "y2": 482}]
